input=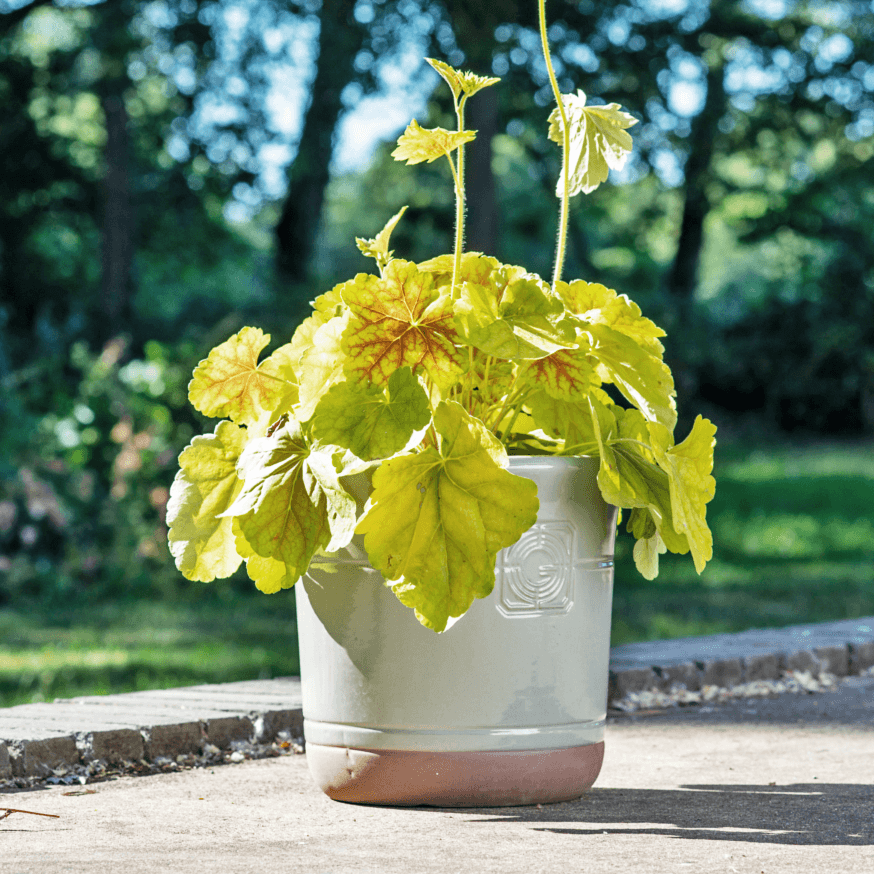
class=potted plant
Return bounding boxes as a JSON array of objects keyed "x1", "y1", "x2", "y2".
[{"x1": 167, "y1": 0, "x2": 716, "y2": 807}]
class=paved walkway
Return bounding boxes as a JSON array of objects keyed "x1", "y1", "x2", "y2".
[
  {"x1": 1, "y1": 617, "x2": 873, "y2": 872},
  {"x1": 1, "y1": 674, "x2": 872, "y2": 873}
]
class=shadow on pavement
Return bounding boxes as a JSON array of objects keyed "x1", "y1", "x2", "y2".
[{"x1": 471, "y1": 783, "x2": 874, "y2": 845}]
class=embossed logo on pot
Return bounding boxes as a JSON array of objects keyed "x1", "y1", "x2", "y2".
[{"x1": 497, "y1": 521, "x2": 575, "y2": 616}]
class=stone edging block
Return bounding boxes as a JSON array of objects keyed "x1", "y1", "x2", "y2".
[
  {"x1": 0, "y1": 678, "x2": 305, "y2": 782},
  {"x1": 850, "y1": 641, "x2": 874, "y2": 673},
  {"x1": 143, "y1": 721, "x2": 203, "y2": 760},
  {"x1": 608, "y1": 617, "x2": 874, "y2": 704}
]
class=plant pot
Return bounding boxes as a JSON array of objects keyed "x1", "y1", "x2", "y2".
[{"x1": 295, "y1": 455, "x2": 617, "y2": 807}]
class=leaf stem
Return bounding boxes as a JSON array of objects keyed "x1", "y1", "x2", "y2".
[
  {"x1": 464, "y1": 345, "x2": 475, "y2": 412},
  {"x1": 450, "y1": 95, "x2": 469, "y2": 298},
  {"x1": 499, "y1": 394, "x2": 529, "y2": 443},
  {"x1": 538, "y1": 0, "x2": 570, "y2": 289},
  {"x1": 488, "y1": 384, "x2": 525, "y2": 435}
]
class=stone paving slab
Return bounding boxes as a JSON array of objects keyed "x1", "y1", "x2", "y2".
[
  {"x1": 608, "y1": 616, "x2": 874, "y2": 699},
  {"x1": 1, "y1": 618, "x2": 872, "y2": 781}
]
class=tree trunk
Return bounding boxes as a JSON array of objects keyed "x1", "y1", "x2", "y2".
[
  {"x1": 274, "y1": 0, "x2": 365, "y2": 286},
  {"x1": 100, "y1": 92, "x2": 135, "y2": 339},
  {"x1": 465, "y1": 85, "x2": 500, "y2": 256},
  {"x1": 665, "y1": 61, "x2": 726, "y2": 328}
]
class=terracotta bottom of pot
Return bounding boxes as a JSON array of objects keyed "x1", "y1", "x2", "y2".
[{"x1": 305, "y1": 741, "x2": 605, "y2": 807}]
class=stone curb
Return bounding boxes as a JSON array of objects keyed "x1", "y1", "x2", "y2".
[
  {"x1": 2, "y1": 618, "x2": 872, "y2": 780},
  {"x1": 0, "y1": 678, "x2": 303, "y2": 780},
  {"x1": 608, "y1": 616, "x2": 874, "y2": 701}
]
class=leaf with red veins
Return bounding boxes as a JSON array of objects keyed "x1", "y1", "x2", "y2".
[
  {"x1": 524, "y1": 347, "x2": 600, "y2": 400},
  {"x1": 340, "y1": 259, "x2": 465, "y2": 390}
]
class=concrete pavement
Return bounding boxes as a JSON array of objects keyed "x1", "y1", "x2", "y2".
[{"x1": 2, "y1": 674, "x2": 873, "y2": 874}]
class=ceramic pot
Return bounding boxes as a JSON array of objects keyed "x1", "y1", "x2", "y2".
[{"x1": 295, "y1": 455, "x2": 617, "y2": 806}]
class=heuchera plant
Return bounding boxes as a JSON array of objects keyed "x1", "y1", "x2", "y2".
[{"x1": 167, "y1": 0, "x2": 717, "y2": 633}]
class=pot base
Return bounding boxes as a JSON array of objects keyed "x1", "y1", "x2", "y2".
[{"x1": 305, "y1": 741, "x2": 605, "y2": 807}]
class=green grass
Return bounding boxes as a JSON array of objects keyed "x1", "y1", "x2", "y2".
[
  {"x1": 0, "y1": 595, "x2": 299, "y2": 707},
  {"x1": 2, "y1": 439, "x2": 873, "y2": 705},
  {"x1": 610, "y1": 439, "x2": 874, "y2": 644}
]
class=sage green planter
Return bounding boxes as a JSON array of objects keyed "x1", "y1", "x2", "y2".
[{"x1": 295, "y1": 456, "x2": 617, "y2": 807}]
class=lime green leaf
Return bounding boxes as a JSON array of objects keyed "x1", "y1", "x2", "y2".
[
  {"x1": 311, "y1": 366, "x2": 431, "y2": 461},
  {"x1": 455, "y1": 268, "x2": 576, "y2": 360},
  {"x1": 356, "y1": 206, "x2": 408, "y2": 267},
  {"x1": 288, "y1": 283, "x2": 350, "y2": 372},
  {"x1": 524, "y1": 347, "x2": 600, "y2": 400},
  {"x1": 418, "y1": 252, "x2": 498, "y2": 286},
  {"x1": 245, "y1": 554, "x2": 296, "y2": 593},
  {"x1": 426, "y1": 58, "x2": 500, "y2": 99},
  {"x1": 583, "y1": 324, "x2": 676, "y2": 429},
  {"x1": 296, "y1": 311, "x2": 352, "y2": 422},
  {"x1": 469, "y1": 348, "x2": 515, "y2": 409},
  {"x1": 225, "y1": 419, "x2": 357, "y2": 581},
  {"x1": 256, "y1": 342, "x2": 300, "y2": 420},
  {"x1": 167, "y1": 421, "x2": 247, "y2": 582},
  {"x1": 356, "y1": 401, "x2": 539, "y2": 632},
  {"x1": 648, "y1": 416, "x2": 717, "y2": 574},
  {"x1": 548, "y1": 90, "x2": 637, "y2": 196},
  {"x1": 232, "y1": 522, "x2": 299, "y2": 594},
  {"x1": 558, "y1": 280, "x2": 666, "y2": 358},
  {"x1": 633, "y1": 531, "x2": 667, "y2": 580},
  {"x1": 526, "y1": 390, "x2": 599, "y2": 452},
  {"x1": 391, "y1": 119, "x2": 476, "y2": 165},
  {"x1": 589, "y1": 394, "x2": 689, "y2": 564},
  {"x1": 341, "y1": 259, "x2": 465, "y2": 390},
  {"x1": 188, "y1": 328, "x2": 297, "y2": 426}
]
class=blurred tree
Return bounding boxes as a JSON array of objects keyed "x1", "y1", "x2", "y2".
[
  {"x1": 275, "y1": 0, "x2": 368, "y2": 286},
  {"x1": 0, "y1": 0, "x2": 259, "y2": 368}
]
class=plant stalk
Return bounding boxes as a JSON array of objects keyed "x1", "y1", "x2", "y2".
[
  {"x1": 451, "y1": 95, "x2": 469, "y2": 297},
  {"x1": 538, "y1": 0, "x2": 571, "y2": 289}
]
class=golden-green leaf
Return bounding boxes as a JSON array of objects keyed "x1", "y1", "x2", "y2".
[
  {"x1": 233, "y1": 522, "x2": 299, "y2": 594},
  {"x1": 455, "y1": 269, "x2": 577, "y2": 361},
  {"x1": 356, "y1": 401, "x2": 539, "y2": 632},
  {"x1": 391, "y1": 119, "x2": 476, "y2": 165},
  {"x1": 426, "y1": 58, "x2": 500, "y2": 100},
  {"x1": 356, "y1": 206, "x2": 408, "y2": 266},
  {"x1": 558, "y1": 280, "x2": 666, "y2": 358},
  {"x1": 548, "y1": 90, "x2": 637, "y2": 196},
  {"x1": 586, "y1": 396, "x2": 690, "y2": 573},
  {"x1": 296, "y1": 312, "x2": 352, "y2": 422},
  {"x1": 224, "y1": 419, "x2": 358, "y2": 581},
  {"x1": 582, "y1": 324, "x2": 677, "y2": 429},
  {"x1": 648, "y1": 416, "x2": 717, "y2": 574},
  {"x1": 188, "y1": 327, "x2": 297, "y2": 426},
  {"x1": 166, "y1": 421, "x2": 247, "y2": 582},
  {"x1": 310, "y1": 366, "x2": 431, "y2": 461},
  {"x1": 524, "y1": 347, "x2": 600, "y2": 400},
  {"x1": 341, "y1": 259, "x2": 465, "y2": 390},
  {"x1": 526, "y1": 389, "x2": 599, "y2": 452}
]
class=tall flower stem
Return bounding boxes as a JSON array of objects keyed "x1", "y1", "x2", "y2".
[
  {"x1": 538, "y1": 0, "x2": 570, "y2": 289},
  {"x1": 451, "y1": 95, "x2": 469, "y2": 297}
]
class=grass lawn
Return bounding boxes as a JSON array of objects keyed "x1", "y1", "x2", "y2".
[
  {"x1": 0, "y1": 595, "x2": 299, "y2": 708},
  {"x1": 1, "y1": 438, "x2": 873, "y2": 706},
  {"x1": 611, "y1": 438, "x2": 874, "y2": 643}
]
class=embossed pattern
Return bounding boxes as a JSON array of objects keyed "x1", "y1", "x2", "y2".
[{"x1": 497, "y1": 521, "x2": 613, "y2": 617}]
